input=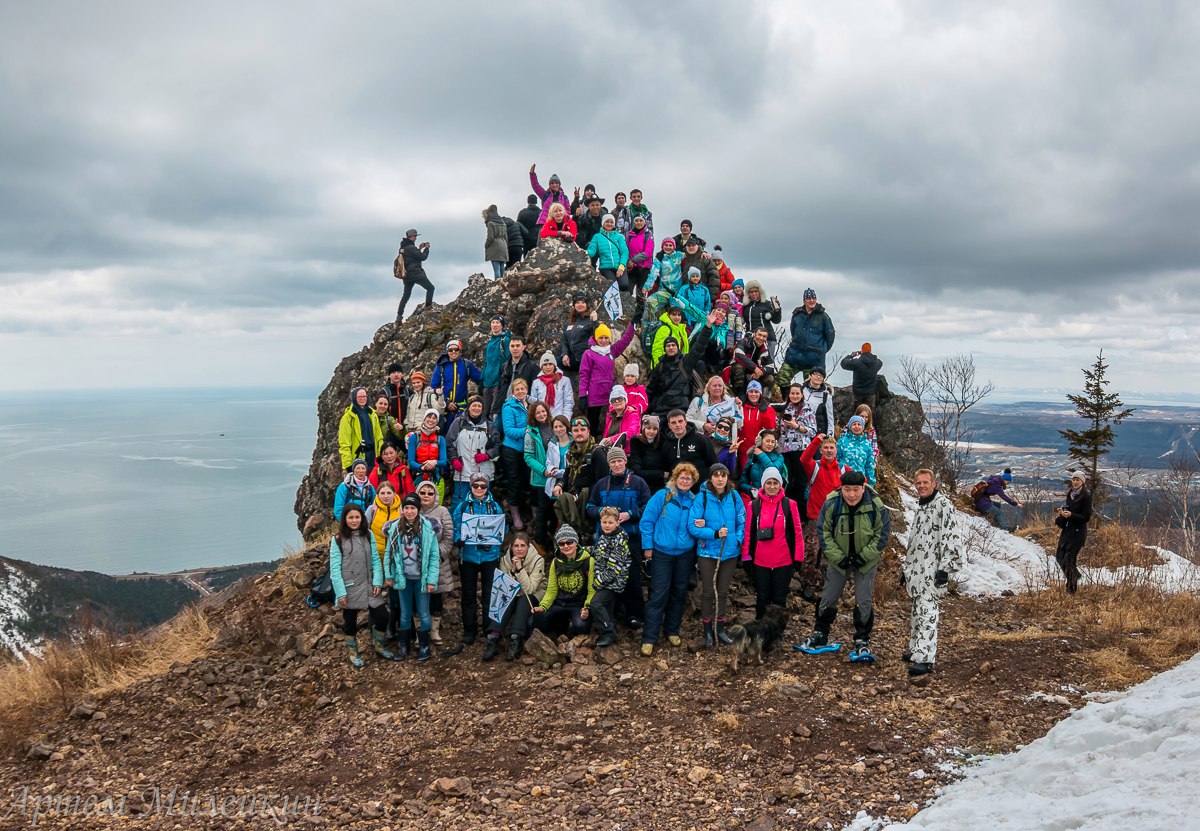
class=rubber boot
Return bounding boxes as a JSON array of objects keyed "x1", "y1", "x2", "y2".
[
  {"x1": 702, "y1": 621, "x2": 716, "y2": 649},
  {"x1": 505, "y1": 634, "x2": 523, "y2": 661},
  {"x1": 417, "y1": 630, "x2": 432, "y2": 662},
  {"x1": 395, "y1": 630, "x2": 411, "y2": 661},
  {"x1": 716, "y1": 619, "x2": 735, "y2": 646},
  {"x1": 852, "y1": 607, "x2": 875, "y2": 643},
  {"x1": 371, "y1": 627, "x2": 395, "y2": 661},
  {"x1": 345, "y1": 636, "x2": 364, "y2": 669},
  {"x1": 429, "y1": 616, "x2": 443, "y2": 645},
  {"x1": 482, "y1": 635, "x2": 499, "y2": 662},
  {"x1": 509, "y1": 504, "x2": 525, "y2": 531}
]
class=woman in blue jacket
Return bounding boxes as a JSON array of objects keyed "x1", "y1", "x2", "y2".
[
  {"x1": 688, "y1": 462, "x2": 746, "y2": 648},
  {"x1": 452, "y1": 474, "x2": 507, "y2": 645},
  {"x1": 499, "y1": 379, "x2": 532, "y2": 530},
  {"x1": 383, "y1": 494, "x2": 441, "y2": 661},
  {"x1": 638, "y1": 463, "x2": 699, "y2": 656}
]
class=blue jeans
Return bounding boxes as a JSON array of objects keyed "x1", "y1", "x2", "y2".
[
  {"x1": 985, "y1": 503, "x2": 1010, "y2": 531},
  {"x1": 396, "y1": 578, "x2": 431, "y2": 632},
  {"x1": 491, "y1": 260, "x2": 506, "y2": 279},
  {"x1": 642, "y1": 549, "x2": 696, "y2": 644}
]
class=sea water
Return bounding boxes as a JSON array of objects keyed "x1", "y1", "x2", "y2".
[{"x1": 0, "y1": 388, "x2": 316, "y2": 574}]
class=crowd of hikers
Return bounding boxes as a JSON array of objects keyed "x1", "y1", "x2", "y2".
[{"x1": 332, "y1": 166, "x2": 1071, "y2": 680}]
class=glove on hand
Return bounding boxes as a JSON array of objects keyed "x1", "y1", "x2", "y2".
[
  {"x1": 474, "y1": 452, "x2": 490, "y2": 463},
  {"x1": 451, "y1": 459, "x2": 464, "y2": 472}
]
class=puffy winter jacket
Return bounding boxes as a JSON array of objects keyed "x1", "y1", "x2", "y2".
[
  {"x1": 740, "y1": 450, "x2": 787, "y2": 496},
  {"x1": 601, "y1": 404, "x2": 641, "y2": 448},
  {"x1": 686, "y1": 394, "x2": 743, "y2": 441},
  {"x1": 333, "y1": 474, "x2": 376, "y2": 522},
  {"x1": 530, "y1": 372, "x2": 575, "y2": 419},
  {"x1": 558, "y1": 315, "x2": 598, "y2": 371},
  {"x1": 645, "y1": 251, "x2": 684, "y2": 294},
  {"x1": 680, "y1": 252, "x2": 721, "y2": 303},
  {"x1": 383, "y1": 516, "x2": 441, "y2": 591},
  {"x1": 586, "y1": 229, "x2": 629, "y2": 270},
  {"x1": 482, "y1": 331, "x2": 511, "y2": 389},
  {"x1": 399, "y1": 238, "x2": 429, "y2": 282},
  {"x1": 819, "y1": 489, "x2": 890, "y2": 575},
  {"x1": 586, "y1": 471, "x2": 652, "y2": 538},
  {"x1": 485, "y1": 216, "x2": 509, "y2": 262},
  {"x1": 431, "y1": 355, "x2": 482, "y2": 409},
  {"x1": 629, "y1": 435, "x2": 670, "y2": 493},
  {"x1": 337, "y1": 406, "x2": 383, "y2": 472},
  {"x1": 407, "y1": 429, "x2": 447, "y2": 485},
  {"x1": 500, "y1": 396, "x2": 530, "y2": 451},
  {"x1": 742, "y1": 297, "x2": 782, "y2": 340},
  {"x1": 715, "y1": 261, "x2": 737, "y2": 295},
  {"x1": 650, "y1": 311, "x2": 691, "y2": 367},
  {"x1": 453, "y1": 492, "x2": 505, "y2": 564},
  {"x1": 365, "y1": 494, "x2": 401, "y2": 561},
  {"x1": 785, "y1": 304, "x2": 836, "y2": 372},
  {"x1": 837, "y1": 431, "x2": 877, "y2": 487},
  {"x1": 840, "y1": 352, "x2": 884, "y2": 397},
  {"x1": 688, "y1": 486, "x2": 746, "y2": 560},
  {"x1": 369, "y1": 459, "x2": 416, "y2": 499},
  {"x1": 530, "y1": 172, "x2": 571, "y2": 225},
  {"x1": 445, "y1": 413, "x2": 496, "y2": 483},
  {"x1": 626, "y1": 228, "x2": 655, "y2": 269},
  {"x1": 677, "y1": 280, "x2": 712, "y2": 326},
  {"x1": 646, "y1": 325, "x2": 712, "y2": 415},
  {"x1": 539, "y1": 216, "x2": 578, "y2": 241},
  {"x1": 403, "y1": 387, "x2": 444, "y2": 432},
  {"x1": 741, "y1": 491, "x2": 804, "y2": 568},
  {"x1": 623, "y1": 383, "x2": 648, "y2": 422},
  {"x1": 578, "y1": 325, "x2": 636, "y2": 408},
  {"x1": 799, "y1": 436, "x2": 851, "y2": 521},
  {"x1": 738, "y1": 402, "x2": 778, "y2": 471},
  {"x1": 639, "y1": 487, "x2": 697, "y2": 556}
]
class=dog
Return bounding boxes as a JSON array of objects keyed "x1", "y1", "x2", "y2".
[{"x1": 726, "y1": 604, "x2": 789, "y2": 672}]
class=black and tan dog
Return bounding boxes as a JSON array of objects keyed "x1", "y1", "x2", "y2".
[{"x1": 726, "y1": 604, "x2": 789, "y2": 672}]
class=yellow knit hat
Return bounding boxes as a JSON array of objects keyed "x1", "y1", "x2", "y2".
[{"x1": 595, "y1": 323, "x2": 612, "y2": 338}]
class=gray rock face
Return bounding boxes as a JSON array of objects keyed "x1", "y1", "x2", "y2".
[{"x1": 833, "y1": 383, "x2": 950, "y2": 482}]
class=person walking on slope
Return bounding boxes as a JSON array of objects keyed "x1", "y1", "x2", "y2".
[
  {"x1": 973, "y1": 468, "x2": 1023, "y2": 531},
  {"x1": 903, "y1": 469, "x2": 962, "y2": 679},
  {"x1": 1054, "y1": 471, "x2": 1092, "y2": 594},
  {"x1": 396, "y1": 229, "x2": 434, "y2": 324},
  {"x1": 797, "y1": 470, "x2": 890, "y2": 663}
]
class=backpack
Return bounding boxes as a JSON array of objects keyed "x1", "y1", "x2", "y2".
[
  {"x1": 305, "y1": 570, "x2": 335, "y2": 608},
  {"x1": 970, "y1": 480, "x2": 990, "y2": 502},
  {"x1": 393, "y1": 252, "x2": 407, "y2": 280}
]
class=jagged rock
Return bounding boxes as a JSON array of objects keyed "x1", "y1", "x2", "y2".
[
  {"x1": 594, "y1": 645, "x2": 623, "y2": 666},
  {"x1": 70, "y1": 701, "x2": 97, "y2": 719},
  {"x1": 524, "y1": 629, "x2": 567, "y2": 668},
  {"x1": 25, "y1": 742, "x2": 54, "y2": 760},
  {"x1": 429, "y1": 776, "x2": 473, "y2": 797},
  {"x1": 833, "y1": 385, "x2": 948, "y2": 481}
]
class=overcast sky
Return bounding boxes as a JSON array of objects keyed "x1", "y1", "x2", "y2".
[{"x1": 2, "y1": 1, "x2": 1197, "y2": 401}]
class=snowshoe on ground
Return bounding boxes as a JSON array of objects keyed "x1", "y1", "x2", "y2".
[
  {"x1": 793, "y1": 632, "x2": 841, "y2": 655},
  {"x1": 847, "y1": 641, "x2": 877, "y2": 663}
]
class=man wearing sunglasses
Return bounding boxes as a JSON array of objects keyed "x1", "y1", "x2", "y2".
[{"x1": 431, "y1": 338, "x2": 482, "y2": 431}]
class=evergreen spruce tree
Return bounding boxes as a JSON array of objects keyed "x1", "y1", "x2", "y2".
[{"x1": 1058, "y1": 350, "x2": 1134, "y2": 506}]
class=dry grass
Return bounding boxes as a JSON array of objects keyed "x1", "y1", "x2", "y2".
[
  {"x1": 1082, "y1": 524, "x2": 1163, "y2": 570},
  {"x1": 0, "y1": 607, "x2": 216, "y2": 751}
]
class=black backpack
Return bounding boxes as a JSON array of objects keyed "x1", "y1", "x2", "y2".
[{"x1": 305, "y1": 570, "x2": 335, "y2": 608}]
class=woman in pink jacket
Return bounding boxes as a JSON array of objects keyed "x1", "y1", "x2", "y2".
[
  {"x1": 599, "y1": 386, "x2": 641, "y2": 450},
  {"x1": 741, "y1": 466, "x2": 804, "y2": 620},
  {"x1": 625, "y1": 215, "x2": 655, "y2": 305},
  {"x1": 578, "y1": 322, "x2": 636, "y2": 434}
]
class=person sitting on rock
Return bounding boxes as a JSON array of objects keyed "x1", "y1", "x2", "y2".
[
  {"x1": 837, "y1": 415, "x2": 877, "y2": 488},
  {"x1": 407, "y1": 409, "x2": 448, "y2": 503},
  {"x1": 539, "y1": 202, "x2": 577, "y2": 243},
  {"x1": 645, "y1": 237, "x2": 684, "y2": 296},
  {"x1": 452, "y1": 473, "x2": 506, "y2": 646},
  {"x1": 588, "y1": 507, "x2": 633, "y2": 648},
  {"x1": 431, "y1": 339, "x2": 481, "y2": 428},
  {"x1": 578, "y1": 320, "x2": 637, "y2": 435},
  {"x1": 730, "y1": 328, "x2": 777, "y2": 398},
  {"x1": 531, "y1": 525, "x2": 595, "y2": 638},
  {"x1": 383, "y1": 494, "x2": 440, "y2": 662},
  {"x1": 333, "y1": 458, "x2": 377, "y2": 522},
  {"x1": 530, "y1": 351, "x2": 575, "y2": 420},
  {"x1": 331, "y1": 504, "x2": 391, "y2": 667},
  {"x1": 798, "y1": 367, "x2": 836, "y2": 439},
  {"x1": 711, "y1": 246, "x2": 737, "y2": 295},
  {"x1": 445, "y1": 395, "x2": 496, "y2": 531},
  {"x1": 483, "y1": 532, "x2": 547, "y2": 661},
  {"x1": 558, "y1": 293, "x2": 599, "y2": 376},
  {"x1": 368, "y1": 441, "x2": 415, "y2": 500},
  {"x1": 338, "y1": 386, "x2": 383, "y2": 473},
  {"x1": 402, "y1": 371, "x2": 443, "y2": 433}
]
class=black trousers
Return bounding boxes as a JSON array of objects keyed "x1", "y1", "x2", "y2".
[
  {"x1": 342, "y1": 605, "x2": 388, "y2": 636},
  {"x1": 534, "y1": 602, "x2": 590, "y2": 637},
  {"x1": 533, "y1": 489, "x2": 556, "y2": 548},
  {"x1": 616, "y1": 534, "x2": 646, "y2": 621},
  {"x1": 498, "y1": 446, "x2": 529, "y2": 512},
  {"x1": 397, "y1": 274, "x2": 435, "y2": 320},
  {"x1": 459, "y1": 558, "x2": 498, "y2": 638},
  {"x1": 488, "y1": 594, "x2": 535, "y2": 638},
  {"x1": 752, "y1": 563, "x2": 793, "y2": 619},
  {"x1": 589, "y1": 588, "x2": 620, "y2": 638}
]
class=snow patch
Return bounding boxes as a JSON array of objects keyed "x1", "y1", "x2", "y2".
[
  {"x1": 0, "y1": 562, "x2": 41, "y2": 660},
  {"x1": 879, "y1": 650, "x2": 1200, "y2": 830}
]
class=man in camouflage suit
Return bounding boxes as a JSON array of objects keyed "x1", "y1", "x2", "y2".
[{"x1": 903, "y1": 468, "x2": 962, "y2": 680}]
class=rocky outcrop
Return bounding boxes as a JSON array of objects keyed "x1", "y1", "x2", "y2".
[
  {"x1": 834, "y1": 383, "x2": 950, "y2": 483},
  {"x1": 293, "y1": 241, "x2": 623, "y2": 533}
]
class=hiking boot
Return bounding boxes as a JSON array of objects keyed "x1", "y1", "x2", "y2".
[
  {"x1": 702, "y1": 621, "x2": 716, "y2": 649},
  {"x1": 394, "y1": 631, "x2": 410, "y2": 661},
  {"x1": 716, "y1": 620, "x2": 735, "y2": 646},
  {"x1": 417, "y1": 630, "x2": 432, "y2": 662},
  {"x1": 509, "y1": 505, "x2": 525, "y2": 531},
  {"x1": 345, "y1": 636, "x2": 364, "y2": 669},
  {"x1": 505, "y1": 635, "x2": 523, "y2": 662},
  {"x1": 627, "y1": 617, "x2": 643, "y2": 631},
  {"x1": 482, "y1": 637, "x2": 499, "y2": 662},
  {"x1": 908, "y1": 662, "x2": 934, "y2": 677},
  {"x1": 901, "y1": 650, "x2": 913, "y2": 663},
  {"x1": 667, "y1": 635, "x2": 682, "y2": 648},
  {"x1": 595, "y1": 633, "x2": 618, "y2": 648},
  {"x1": 798, "y1": 631, "x2": 828, "y2": 651},
  {"x1": 429, "y1": 617, "x2": 443, "y2": 645},
  {"x1": 640, "y1": 643, "x2": 654, "y2": 657},
  {"x1": 462, "y1": 632, "x2": 477, "y2": 647},
  {"x1": 371, "y1": 627, "x2": 396, "y2": 661}
]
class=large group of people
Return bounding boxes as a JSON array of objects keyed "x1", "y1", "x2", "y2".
[{"x1": 329, "y1": 165, "x2": 1073, "y2": 681}]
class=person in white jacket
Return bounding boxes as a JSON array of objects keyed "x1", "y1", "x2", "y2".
[
  {"x1": 445, "y1": 396, "x2": 498, "y2": 533},
  {"x1": 530, "y1": 351, "x2": 575, "y2": 420},
  {"x1": 903, "y1": 468, "x2": 963, "y2": 680}
]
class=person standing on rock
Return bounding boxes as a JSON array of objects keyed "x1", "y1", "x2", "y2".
[
  {"x1": 903, "y1": 469, "x2": 962, "y2": 679},
  {"x1": 396, "y1": 229, "x2": 433, "y2": 324},
  {"x1": 531, "y1": 525, "x2": 594, "y2": 638},
  {"x1": 638, "y1": 463, "x2": 699, "y2": 656},
  {"x1": 503, "y1": 212, "x2": 525, "y2": 270},
  {"x1": 523, "y1": 401, "x2": 557, "y2": 549},
  {"x1": 431, "y1": 339, "x2": 481, "y2": 429},
  {"x1": 481, "y1": 316, "x2": 511, "y2": 419},
  {"x1": 797, "y1": 470, "x2": 890, "y2": 663},
  {"x1": 383, "y1": 495, "x2": 440, "y2": 662},
  {"x1": 1054, "y1": 471, "x2": 1092, "y2": 594},
  {"x1": 782, "y1": 288, "x2": 836, "y2": 381},
  {"x1": 383, "y1": 362, "x2": 408, "y2": 427},
  {"x1": 483, "y1": 205, "x2": 509, "y2": 279},
  {"x1": 445, "y1": 395, "x2": 496, "y2": 533},
  {"x1": 587, "y1": 507, "x2": 634, "y2": 648},
  {"x1": 453, "y1": 473, "x2": 507, "y2": 646},
  {"x1": 498, "y1": 334, "x2": 538, "y2": 408},
  {"x1": 517, "y1": 194, "x2": 541, "y2": 252},
  {"x1": 574, "y1": 195, "x2": 609, "y2": 254},
  {"x1": 688, "y1": 462, "x2": 746, "y2": 648},
  {"x1": 416, "y1": 479, "x2": 456, "y2": 646},
  {"x1": 402, "y1": 370, "x2": 443, "y2": 432},
  {"x1": 841, "y1": 344, "x2": 883, "y2": 410},
  {"x1": 330, "y1": 504, "x2": 392, "y2": 667},
  {"x1": 578, "y1": 320, "x2": 637, "y2": 435},
  {"x1": 333, "y1": 458, "x2": 377, "y2": 523},
  {"x1": 742, "y1": 466, "x2": 804, "y2": 620},
  {"x1": 529, "y1": 164, "x2": 570, "y2": 230},
  {"x1": 587, "y1": 214, "x2": 630, "y2": 291},
  {"x1": 558, "y1": 293, "x2": 599, "y2": 379},
  {"x1": 338, "y1": 386, "x2": 383, "y2": 473},
  {"x1": 483, "y1": 532, "x2": 547, "y2": 661},
  {"x1": 797, "y1": 434, "x2": 851, "y2": 603},
  {"x1": 741, "y1": 281, "x2": 782, "y2": 362}
]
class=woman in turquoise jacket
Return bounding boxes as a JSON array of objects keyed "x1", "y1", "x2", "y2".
[
  {"x1": 638, "y1": 463, "x2": 699, "y2": 654},
  {"x1": 524, "y1": 401, "x2": 556, "y2": 549},
  {"x1": 383, "y1": 494, "x2": 441, "y2": 661},
  {"x1": 687, "y1": 463, "x2": 746, "y2": 648},
  {"x1": 587, "y1": 215, "x2": 631, "y2": 290},
  {"x1": 837, "y1": 415, "x2": 877, "y2": 487},
  {"x1": 499, "y1": 380, "x2": 532, "y2": 530},
  {"x1": 676, "y1": 267, "x2": 713, "y2": 327}
]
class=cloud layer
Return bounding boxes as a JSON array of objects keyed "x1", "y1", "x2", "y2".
[{"x1": 1, "y1": 1, "x2": 1197, "y2": 396}]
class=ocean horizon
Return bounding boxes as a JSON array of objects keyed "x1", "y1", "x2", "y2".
[{"x1": 0, "y1": 387, "x2": 318, "y2": 575}]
